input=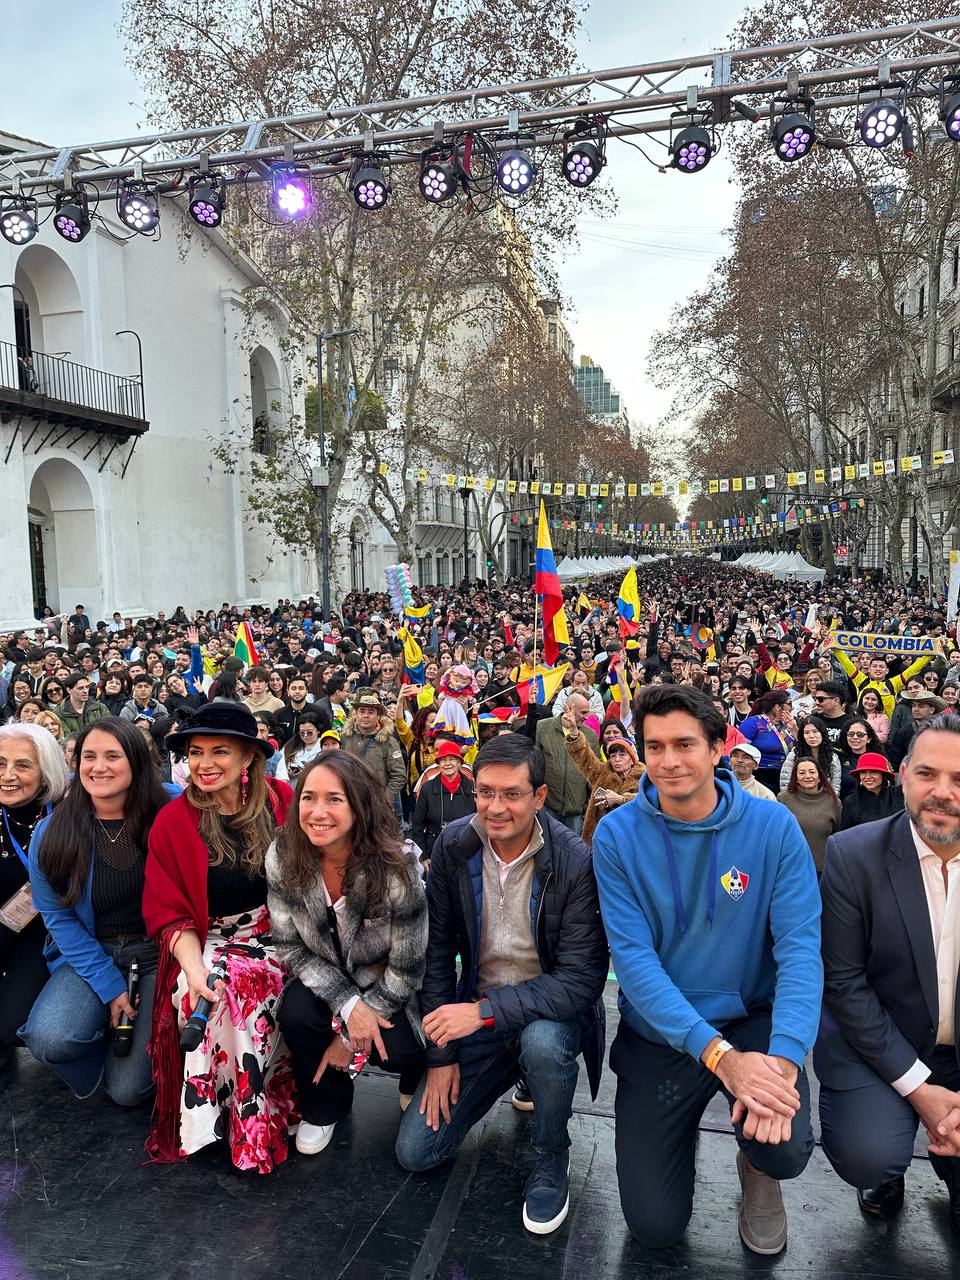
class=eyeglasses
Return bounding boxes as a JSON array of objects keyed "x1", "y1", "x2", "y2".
[
  {"x1": 813, "y1": 695, "x2": 832, "y2": 703},
  {"x1": 847, "y1": 731, "x2": 868, "y2": 739},
  {"x1": 476, "y1": 787, "x2": 534, "y2": 804}
]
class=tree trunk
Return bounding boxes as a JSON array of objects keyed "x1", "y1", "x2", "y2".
[{"x1": 917, "y1": 476, "x2": 946, "y2": 596}]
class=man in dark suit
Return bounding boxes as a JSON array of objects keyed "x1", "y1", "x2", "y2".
[{"x1": 816, "y1": 712, "x2": 960, "y2": 1228}]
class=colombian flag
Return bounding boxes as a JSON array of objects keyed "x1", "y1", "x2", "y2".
[
  {"x1": 403, "y1": 603, "x2": 432, "y2": 620},
  {"x1": 233, "y1": 621, "x2": 259, "y2": 667},
  {"x1": 617, "y1": 567, "x2": 641, "y2": 639},
  {"x1": 518, "y1": 663, "x2": 570, "y2": 713},
  {"x1": 534, "y1": 501, "x2": 570, "y2": 666},
  {"x1": 396, "y1": 626, "x2": 426, "y2": 685},
  {"x1": 576, "y1": 592, "x2": 593, "y2": 619}
]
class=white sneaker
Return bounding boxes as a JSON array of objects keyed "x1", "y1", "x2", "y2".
[{"x1": 295, "y1": 1120, "x2": 336, "y2": 1156}]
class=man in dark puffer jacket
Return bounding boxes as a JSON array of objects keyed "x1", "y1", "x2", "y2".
[{"x1": 395, "y1": 733, "x2": 608, "y2": 1238}]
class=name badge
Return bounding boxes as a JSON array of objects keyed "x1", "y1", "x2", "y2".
[{"x1": 0, "y1": 883, "x2": 38, "y2": 933}]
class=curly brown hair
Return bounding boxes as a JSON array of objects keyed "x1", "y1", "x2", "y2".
[{"x1": 275, "y1": 750, "x2": 408, "y2": 907}]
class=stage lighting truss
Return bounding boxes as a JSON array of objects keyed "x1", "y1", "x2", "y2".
[
  {"x1": 270, "y1": 164, "x2": 313, "y2": 219},
  {"x1": 858, "y1": 81, "x2": 907, "y2": 150},
  {"x1": 0, "y1": 194, "x2": 38, "y2": 246},
  {"x1": 561, "y1": 117, "x2": 607, "y2": 188},
  {"x1": 770, "y1": 96, "x2": 817, "y2": 163},
  {"x1": 118, "y1": 182, "x2": 161, "y2": 233},
  {"x1": 188, "y1": 173, "x2": 226, "y2": 227},
  {"x1": 350, "y1": 153, "x2": 391, "y2": 211},
  {"x1": 669, "y1": 111, "x2": 716, "y2": 174},
  {"x1": 53, "y1": 188, "x2": 91, "y2": 242},
  {"x1": 939, "y1": 74, "x2": 960, "y2": 142},
  {"x1": 496, "y1": 136, "x2": 537, "y2": 198}
]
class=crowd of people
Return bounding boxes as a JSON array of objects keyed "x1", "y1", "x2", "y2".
[{"x1": 1, "y1": 557, "x2": 959, "y2": 1252}]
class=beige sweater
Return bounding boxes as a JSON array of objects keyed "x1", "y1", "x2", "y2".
[{"x1": 473, "y1": 817, "x2": 543, "y2": 996}]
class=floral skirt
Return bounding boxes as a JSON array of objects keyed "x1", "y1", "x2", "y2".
[{"x1": 172, "y1": 905, "x2": 298, "y2": 1173}]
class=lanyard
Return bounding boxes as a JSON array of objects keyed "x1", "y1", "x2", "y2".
[{"x1": 2, "y1": 803, "x2": 53, "y2": 870}]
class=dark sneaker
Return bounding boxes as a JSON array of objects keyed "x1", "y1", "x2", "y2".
[
  {"x1": 523, "y1": 1151, "x2": 570, "y2": 1235},
  {"x1": 737, "y1": 1150, "x2": 787, "y2": 1255},
  {"x1": 512, "y1": 1081, "x2": 534, "y2": 1112}
]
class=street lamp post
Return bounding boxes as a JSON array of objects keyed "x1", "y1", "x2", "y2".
[
  {"x1": 311, "y1": 327, "x2": 359, "y2": 621},
  {"x1": 115, "y1": 329, "x2": 145, "y2": 418},
  {"x1": 458, "y1": 486, "x2": 471, "y2": 588}
]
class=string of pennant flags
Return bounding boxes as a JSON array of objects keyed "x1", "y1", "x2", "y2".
[
  {"x1": 544, "y1": 498, "x2": 867, "y2": 547},
  {"x1": 366, "y1": 448, "x2": 956, "y2": 501}
]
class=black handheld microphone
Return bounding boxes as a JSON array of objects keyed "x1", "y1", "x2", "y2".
[
  {"x1": 113, "y1": 958, "x2": 140, "y2": 1057},
  {"x1": 179, "y1": 957, "x2": 229, "y2": 1053}
]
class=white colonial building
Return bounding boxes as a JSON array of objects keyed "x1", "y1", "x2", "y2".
[{"x1": 0, "y1": 130, "x2": 307, "y2": 627}]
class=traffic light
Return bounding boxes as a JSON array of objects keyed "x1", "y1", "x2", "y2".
[
  {"x1": 760, "y1": 496, "x2": 769, "y2": 505},
  {"x1": 596, "y1": 500, "x2": 605, "y2": 512}
]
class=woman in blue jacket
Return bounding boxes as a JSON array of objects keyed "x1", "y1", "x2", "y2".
[
  {"x1": 20, "y1": 718, "x2": 171, "y2": 1105},
  {"x1": 738, "y1": 690, "x2": 797, "y2": 795}
]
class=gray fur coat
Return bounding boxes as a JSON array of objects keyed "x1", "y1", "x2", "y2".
[{"x1": 265, "y1": 840, "x2": 428, "y2": 1038}]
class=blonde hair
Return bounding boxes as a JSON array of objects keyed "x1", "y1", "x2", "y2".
[
  {"x1": 34, "y1": 711, "x2": 64, "y2": 742},
  {"x1": 185, "y1": 749, "x2": 275, "y2": 875}
]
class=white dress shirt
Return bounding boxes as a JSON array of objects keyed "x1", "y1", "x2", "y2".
[{"x1": 890, "y1": 822, "x2": 960, "y2": 1096}]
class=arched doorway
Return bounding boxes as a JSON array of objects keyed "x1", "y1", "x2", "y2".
[
  {"x1": 14, "y1": 245, "x2": 85, "y2": 362},
  {"x1": 249, "y1": 346, "x2": 283, "y2": 454},
  {"x1": 28, "y1": 459, "x2": 99, "y2": 615}
]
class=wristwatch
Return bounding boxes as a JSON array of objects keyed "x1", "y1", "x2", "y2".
[{"x1": 477, "y1": 996, "x2": 496, "y2": 1028}]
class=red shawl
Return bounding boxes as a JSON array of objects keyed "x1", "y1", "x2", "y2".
[{"x1": 143, "y1": 777, "x2": 293, "y2": 1162}]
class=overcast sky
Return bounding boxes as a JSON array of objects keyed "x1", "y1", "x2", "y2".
[{"x1": 4, "y1": 0, "x2": 744, "y2": 435}]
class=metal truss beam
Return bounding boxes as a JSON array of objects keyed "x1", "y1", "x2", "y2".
[{"x1": 2, "y1": 17, "x2": 960, "y2": 206}]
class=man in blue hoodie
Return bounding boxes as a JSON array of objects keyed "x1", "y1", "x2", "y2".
[{"x1": 592, "y1": 684, "x2": 822, "y2": 1256}]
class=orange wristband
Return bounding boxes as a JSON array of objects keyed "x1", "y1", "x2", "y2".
[{"x1": 704, "y1": 1039, "x2": 733, "y2": 1074}]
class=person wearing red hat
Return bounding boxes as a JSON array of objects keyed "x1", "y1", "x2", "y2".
[
  {"x1": 839, "y1": 752, "x2": 903, "y2": 830},
  {"x1": 411, "y1": 740, "x2": 476, "y2": 864}
]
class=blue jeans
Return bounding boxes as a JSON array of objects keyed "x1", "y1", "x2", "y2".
[
  {"x1": 545, "y1": 808, "x2": 584, "y2": 836},
  {"x1": 20, "y1": 937, "x2": 157, "y2": 1106},
  {"x1": 395, "y1": 1017, "x2": 581, "y2": 1170}
]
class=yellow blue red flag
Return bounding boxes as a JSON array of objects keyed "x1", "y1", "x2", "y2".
[
  {"x1": 534, "y1": 501, "x2": 570, "y2": 665},
  {"x1": 617, "y1": 567, "x2": 641, "y2": 638}
]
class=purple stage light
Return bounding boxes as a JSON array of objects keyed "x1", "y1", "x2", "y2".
[
  {"x1": 496, "y1": 147, "x2": 536, "y2": 195},
  {"x1": 55, "y1": 216, "x2": 80, "y2": 240},
  {"x1": 53, "y1": 192, "x2": 91, "y2": 243},
  {"x1": 859, "y1": 97, "x2": 903, "y2": 149},
  {"x1": 274, "y1": 178, "x2": 311, "y2": 217},
  {"x1": 942, "y1": 87, "x2": 960, "y2": 143},
  {"x1": 671, "y1": 125, "x2": 713, "y2": 174},
  {"x1": 771, "y1": 110, "x2": 816, "y2": 164},
  {"x1": 188, "y1": 176, "x2": 225, "y2": 228},
  {"x1": 351, "y1": 159, "x2": 389, "y2": 211},
  {"x1": 562, "y1": 138, "x2": 604, "y2": 188}
]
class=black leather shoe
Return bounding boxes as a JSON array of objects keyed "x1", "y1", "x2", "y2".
[
  {"x1": 857, "y1": 1177, "x2": 905, "y2": 1219},
  {"x1": 941, "y1": 1167, "x2": 960, "y2": 1237}
]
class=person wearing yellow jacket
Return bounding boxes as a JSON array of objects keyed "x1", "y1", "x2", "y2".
[{"x1": 828, "y1": 640, "x2": 933, "y2": 719}]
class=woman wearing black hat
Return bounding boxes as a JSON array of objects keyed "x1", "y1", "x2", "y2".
[{"x1": 143, "y1": 703, "x2": 297, "y2": 1173}]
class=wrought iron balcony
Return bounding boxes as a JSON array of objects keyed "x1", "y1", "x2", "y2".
[{"x1": 0, "y1": 340, "x2": 148, "y2": 450}]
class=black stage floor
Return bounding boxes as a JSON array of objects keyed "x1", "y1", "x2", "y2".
[{"x1": 0, "y1": 984, "x2": 955, "y2": 1280}]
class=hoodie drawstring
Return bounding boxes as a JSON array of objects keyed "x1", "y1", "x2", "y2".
[{"x1": 656, "y1": 814, "x2": 718, "y2": 934}]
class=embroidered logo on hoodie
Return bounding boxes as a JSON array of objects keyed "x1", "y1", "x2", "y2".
[{"x1": 720, "y1": 867, "x2": 749, "y2": 900}]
